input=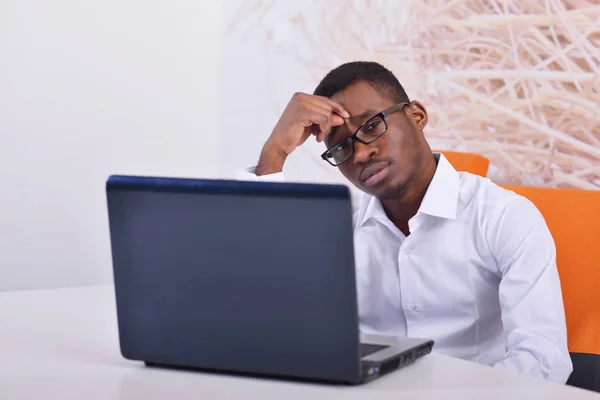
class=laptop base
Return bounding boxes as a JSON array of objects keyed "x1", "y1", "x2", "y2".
[{"x1": 359, "y1": 340, "x2": 434, "y2": 384}]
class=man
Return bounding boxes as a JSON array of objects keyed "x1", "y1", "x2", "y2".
[{"x1": 236, "y1": 61, "x2": 572, "y2": 383}]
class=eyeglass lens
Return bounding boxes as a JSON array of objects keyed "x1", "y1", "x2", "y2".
[{"x1": 325, "y1": 116, "x2": 387, "y2": 165}]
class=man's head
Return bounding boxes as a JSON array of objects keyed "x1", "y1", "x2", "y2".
[{"x1": 314, "y1": 61, "x2": 431, "y2": 199}]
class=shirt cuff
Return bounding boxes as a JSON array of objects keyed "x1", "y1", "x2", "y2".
[{"x1": 235, "y1": 166, "x2": 285, "y2": 182}]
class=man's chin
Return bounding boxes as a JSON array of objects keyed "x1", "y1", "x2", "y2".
[
  {"x1": 358, "y1": 181, "x2": 407, "y2": 200},
  {"x1": 376, "y1": 184, "x2": 407, "y2": 200}
]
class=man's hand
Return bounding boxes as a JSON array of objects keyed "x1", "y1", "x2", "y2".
[{"x1": 255, "y1": 93, "x2": 349, "y2": 176}]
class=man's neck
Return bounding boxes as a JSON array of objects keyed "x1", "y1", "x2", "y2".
[{"x1": 381, "y1": 153, "x2": 438, "y2": 236}]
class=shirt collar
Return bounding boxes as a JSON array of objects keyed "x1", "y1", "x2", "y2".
[{"x1": 358, "y1": 153, "x2": 460, "y2": 227}]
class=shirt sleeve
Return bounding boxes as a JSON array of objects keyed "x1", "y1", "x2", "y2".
[
  {"x1": 487, "y1": 195, "x2": 573, "y2": 383},
  {"x1": 234, "y1": 166, "x2": 285, "y2": 182}
]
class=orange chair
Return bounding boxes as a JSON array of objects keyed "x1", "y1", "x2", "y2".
[
  {"x1": 501, "y1": 184, "x2": 600, "y2": 391},
  {"x1": 436, "y1": 150, "x2": 490, "y2": 177}
]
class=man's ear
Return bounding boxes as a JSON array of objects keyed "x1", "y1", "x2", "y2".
[{"x1": 409, "y1": 101, "x2": 428, "y2": 131}]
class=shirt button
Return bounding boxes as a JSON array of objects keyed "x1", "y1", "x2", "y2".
[{"x1": 403, "y1": 303, "x2": 418, "y2": 312}]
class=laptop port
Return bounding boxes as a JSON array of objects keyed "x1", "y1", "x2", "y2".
[{"x1": 415, "y1": 343, "x2": 432, "y2": 358}]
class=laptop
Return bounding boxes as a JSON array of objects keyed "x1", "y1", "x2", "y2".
[{"x1": 106, "y1": 175, "x2": 434, "y2": 385}]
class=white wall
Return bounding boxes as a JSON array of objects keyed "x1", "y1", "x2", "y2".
[
  {"x1": 0, "y1": 0, "x2": 222, "y2": 291},
  {"x1": 219, "y1": 1, "x2": 348, "y2": 185}
]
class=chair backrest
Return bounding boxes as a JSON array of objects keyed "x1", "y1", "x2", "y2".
[
  {"x1": 437, "y1": 151, "x2": 490, "y2": 177},
  {"x1": 500, "y1": 184, "x2": 600, "y2": 391}
]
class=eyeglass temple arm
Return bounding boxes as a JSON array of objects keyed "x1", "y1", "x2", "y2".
[{"x1": 383, "y1": 102, "x2": 410, "y2": 116}]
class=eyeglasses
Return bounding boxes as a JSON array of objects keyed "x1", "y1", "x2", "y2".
[{"x1": 320, "y1": 102, "x2": 409, "y2": 167}]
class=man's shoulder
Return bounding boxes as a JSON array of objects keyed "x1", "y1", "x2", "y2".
[
  {"x1": 457, "y1": 172, "x2": 546, "y2": 239},
  {"x1": 457, "y1": 171, "x2": 534, "y2": 213}
]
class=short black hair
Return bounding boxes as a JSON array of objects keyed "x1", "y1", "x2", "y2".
[{"x1": 313, "y1": 61, "x2": 409, "y2": 104}]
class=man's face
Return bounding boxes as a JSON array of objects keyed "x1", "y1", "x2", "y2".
[{"x1": 324, "y1": 81, "x2": 428, "y2": 199}]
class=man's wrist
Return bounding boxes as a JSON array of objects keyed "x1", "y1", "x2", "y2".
[{"x1": 255, "y1": 139, "x2": 288, "y2": 176}]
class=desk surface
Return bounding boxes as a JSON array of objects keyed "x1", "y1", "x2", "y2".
[{"x1": 0, "y1": 285, "x2": 598, "y2": 400}]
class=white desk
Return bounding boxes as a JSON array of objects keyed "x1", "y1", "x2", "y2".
[{"x1": 0, "y1": 285, "x2": 598, "y2": 400}]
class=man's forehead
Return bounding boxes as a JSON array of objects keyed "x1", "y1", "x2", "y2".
[
  {"x1": 330, "y1": 81, "x2": 393, "y2": 115},
  {"x1": 326, "y1": 107, "x2": 381, "y2": 146}
]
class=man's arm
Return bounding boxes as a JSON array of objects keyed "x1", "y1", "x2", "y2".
[
  {"x1": 486, "y1": 194, "x2": 572, "y2": 383},
  {"x1": 254, "y1": 137, "x2": 289, "y2": 176},
  {"x1": 235, "y1": 141, "x2": 286, "y2": 182},
  {"x1": 236, "y1": 92, "x2": 348, "y2": 181}
]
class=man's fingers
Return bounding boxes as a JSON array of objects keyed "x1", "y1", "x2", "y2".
[
  {"x1": 313, "y1": 96, "x2": 350, "y2": 118},
  {"x1": 301, "y1": 103, "x2": 331, "y2": 125},
  {"x1": 309, "y1": 124, "x2": 320, "y2": 135},
  {"x1": 304, "y1": 101, "x2": 345, "y2": 125},
  {"x1": 317, "y1": 114, "x2": 344, "y2": 143},
  {"x1": 302, "y1": 102, "x2": 332, "y2": 119},
  {"x1": 299, "y1": 102, "x2": 346, "y2": 142},
  {"x1": 316, "y1": 120, "x2": 331, "y2": 143},
  {"x1": 299, "y1": 104, "x2": 329, "y2": 127},
  {"x1": 330, "y1": 114, "x2": 345, "y2": 127}
]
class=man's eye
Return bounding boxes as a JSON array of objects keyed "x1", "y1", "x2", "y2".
[
  {"x1": 365, "y1": 120, "x2": 381, "y2": 131},
  {"x1": 332, "y1": 141, "x2": 349, "y2": 154}
]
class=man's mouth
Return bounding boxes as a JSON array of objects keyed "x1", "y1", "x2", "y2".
[{"x1": 360, "y1": 162, "x2": 391, "y2": 187}]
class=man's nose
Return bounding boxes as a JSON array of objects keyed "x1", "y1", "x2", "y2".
[{"x1": 352, "y1": 140, "x2": 377, "y2": 164}]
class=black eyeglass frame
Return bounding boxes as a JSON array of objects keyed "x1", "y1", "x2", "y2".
[{"x1": 320, "y1": 102, "x2": 410, "y2": 166}]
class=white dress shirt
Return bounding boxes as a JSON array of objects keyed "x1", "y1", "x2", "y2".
[{"x1": 236, "y1": 153, "x2": 573, "y2": 383}]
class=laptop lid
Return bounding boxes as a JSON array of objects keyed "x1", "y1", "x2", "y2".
[{"x1": 106, "y1": 175, "x2": 362, "y2": 383}]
